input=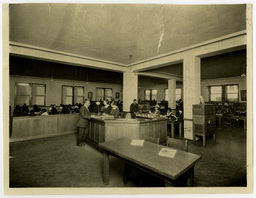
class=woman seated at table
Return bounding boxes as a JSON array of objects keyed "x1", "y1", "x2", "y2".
[
  {"x1": 103, "y1": 100, "x2": 111, "y2": 115},
  {"x1": 152, "y1": 105, "x2": 160, "y2": 117},
  {"x1": 109, "y1": 101, "x2": 120, "y2": 118},
  {"x1": 166, "y1": 108, "x2": 177, "y2": 121}
]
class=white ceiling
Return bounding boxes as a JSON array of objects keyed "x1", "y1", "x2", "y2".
[{"x1": 9, "y1": 4, "x2": 246, "y2": 65}]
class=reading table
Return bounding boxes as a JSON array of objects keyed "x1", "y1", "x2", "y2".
[{"x1": 99, "y1": 138, "x2": 201, "y2": 187}]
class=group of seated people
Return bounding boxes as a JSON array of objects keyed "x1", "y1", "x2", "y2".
[
  {"x1": 215, "y1": 101, "x2": 246, "y2": 117},
  {"x1": 12, "y1": 103, "x2": 83, "y2": 117}
]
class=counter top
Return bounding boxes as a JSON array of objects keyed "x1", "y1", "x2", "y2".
[{"x1": 90, "y1": 116, "x2": 166, "y2": 124}]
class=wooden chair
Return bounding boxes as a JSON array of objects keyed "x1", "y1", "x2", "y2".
[
  {"x1": 123, "y1": 135, "x2": 159, "y2": 186},
  {"x1": 166, "y1": 137, "x2": 188, "y2": 152}
]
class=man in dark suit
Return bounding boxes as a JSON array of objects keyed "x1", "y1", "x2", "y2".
[
  {"x1": 77, "y1": 99, "x2": 91, "y2": 146},
  {"x1": 130, "y1": 99, "x2": 139, "y2": 119}
]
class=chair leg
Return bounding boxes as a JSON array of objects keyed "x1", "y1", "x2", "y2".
[{"x1": 213, "y1": 133, "x2": 216, "y2": 142}]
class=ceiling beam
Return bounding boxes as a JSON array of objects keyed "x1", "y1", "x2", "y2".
[
  {"x1": 130, "y1": 31, "x2": 246, "y2": 72},
  {"x1": 137, "y1": 72, "x2": 183, "y2": 82},
  {"x1": 9, "y1": 42, "x2": 130, "y2": 73}
]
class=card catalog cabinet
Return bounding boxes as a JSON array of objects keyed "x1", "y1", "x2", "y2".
[{"x1": 193, "y1": 104, "x2": 216, "y2": 147}]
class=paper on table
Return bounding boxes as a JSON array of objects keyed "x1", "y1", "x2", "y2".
[
  {"x1": 158, "y1": 148, "x2": 177, "y2": 158},
  {"x1": 131, "y1": 139, "x2": 144, "y2": 147}
]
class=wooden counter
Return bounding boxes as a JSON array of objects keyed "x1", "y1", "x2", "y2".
[
  {"x1": 11, "y1": 113, "x2": 79, "y2": 142},
  {"x1": 89, "y1": 117, "x2": 167, "y2": 144}
]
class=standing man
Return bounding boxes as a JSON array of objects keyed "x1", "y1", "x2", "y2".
[
  {"x1": 130, "y1": 99, "x2": 139, "y2": 119},
  {"x1": 77, "y1": 99, "x2": 91, "y2": 146}
]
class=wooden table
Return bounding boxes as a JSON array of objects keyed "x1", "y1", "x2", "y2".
[
  {"x1": 216, "y1": 115, "x2": 247, "y2": 132},
  {"x1": 99, "y1": 138, "x2": 201, "y2": 187},
  {"x1": 167, "y1": 120, "x2": 182, "y2": 138}
]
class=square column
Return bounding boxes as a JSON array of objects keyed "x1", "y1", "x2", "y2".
[
  {"x1": 183, "y1": 56, "x2": 201, "y2": 140},
  {"x1": 168, "y1": 79, "x2": 176, "y2": 110},
  {"x1": 123, "y1": 72, "x2": 138, "y2": 112}
]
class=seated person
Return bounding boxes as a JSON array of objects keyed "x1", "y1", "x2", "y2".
[
  {"x1": 41, "y1": 109, "x2": 48, "y2": 116},
  {"x1": 110, "y1": 101, "x2": 120, "y2": 118},
  {"x1": 22, "y1": 103, "x2": 29, "y2": 116},
  {"x1": 103, "y1": 100, "x2": 111, "y2": 115},
  {"x1": 166, "y1": 108, "x2": 177, "y2": 120},
  {"x1": 13, "y1": 105, "x2": 24, "y2": 117},
  {"x1": 73, "y1": 103, "x2": 80, "y2": 113},
  {"x1": 50, "y1": 104, "x2": 57, "y2": 114},
  {"x1": 33, "y1": 104, "x2": 41, "y2": 112},
  {"x1": 152, "y1": 105, "x2": 160, "y2": 117}
]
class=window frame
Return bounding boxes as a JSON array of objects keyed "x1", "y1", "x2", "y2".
[
  {"x1": 144, "y1": 89, "x2": 158, "y2": 101},
  {"x1": 96, "y1": 87, "x2": 113, "y2": 101},
  {"x1": 62, "y1": 85, "x2": 85, "y2": 105},
  {"x1": 15, "y1": 83, "x2": 46, "y2": 106},
  {"x1": 209, "y1": 84, "x2": 239, "y2": 103}
]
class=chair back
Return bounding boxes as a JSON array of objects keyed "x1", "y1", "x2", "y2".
[
  {"x1": 142, "y1": 135, "x2": 160, "y2": 144},
  {"x1": 166, "y1": 137, "x2": 188, "y2": 152}
]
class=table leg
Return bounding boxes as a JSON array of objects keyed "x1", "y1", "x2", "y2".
[
  {"x1": 171, "y1": 123, "x2": 174, "y2": 138},
  {"x1": 179, "y1": 123, "x2": 182, "y2": 139},
  {"x1": 218, "y1": 117, "x2": 221, "y2": 128},
  {"x1": 213, "y1": 133, "x2": 216, "y2": 142},
  {"x1": 103, "y1": 151, "x2": 110, "y2": 185},
  {"x1": 203, "y1": 136, "x2": 206, "y2": 147},
  {"x1": 186, "y1": 166, "x2": 194, "y2": 187}
]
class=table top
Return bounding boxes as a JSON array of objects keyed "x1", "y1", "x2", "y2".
[{"x1": 99, "y1": 138, "x2": 201, "y2": 180}]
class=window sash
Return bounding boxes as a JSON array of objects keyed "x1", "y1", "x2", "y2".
[
  {"x1": 96, "y1": 88, "x2": 113, "y2": 101},
  {"x1": 209, "y1": 85, "x2": 239, "y2": 102},
  {"x1": 15, "y1": 83, "x2": 46, "y2": 106}
]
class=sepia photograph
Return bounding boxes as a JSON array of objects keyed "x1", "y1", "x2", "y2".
[{"x1": 1, "y1": 1, "x2": 254, "y2": 197}]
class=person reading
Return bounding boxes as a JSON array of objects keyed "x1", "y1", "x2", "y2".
[{"x1": 110, "y1": 101, "x2": 120, "y2": 118}]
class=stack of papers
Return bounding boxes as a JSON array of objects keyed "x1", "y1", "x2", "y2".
[
  {"x1": 130, "y1": 139, "x2": 144, "y2": 147},
  {"x1": 158, "y1": 148, "x2": 177, "y2": 158}
]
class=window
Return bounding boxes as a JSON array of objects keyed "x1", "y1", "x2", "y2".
[
  {"x1": 209, "y1": 85, "x2": 239, "y2": 102},
  {"x1": 225, "y1": 85, "x2": 239, "y2": 102},
  {"x1": 96, "y1": 88, "x2": 113, "y2": 101},
  {"x1": 151, "y1": 90, "x2": 158, "y2": 100},
  {"x1": 176, "y1": 88, "x2": 182, "y2": 101},
  {"x1": 164, "y1": 89, "x2": 168, "y2": 101},
  {"x1": 144, "y1": 89, "x2": 158, "y2": 101},
  {"x1": 62, "y1": 86, "x2": 73, "y2": 105},
  {"x1": 62, "y1": 86, "x2": 84, "y2": 105},
  {"x1": 15, "y1": 83, "x2": 46, "y2": 106},
  {"x1": 74, "y1": 87, "x2": 84, "y2": 104},
  {"x1": 164, "y1": 88, "x2": 182, "y2": 101},
  {"x1": 145, "y1": 90, "x2": 151, "y2": 100},
  {"x1": 210, "y1": 86, "x2": 222, "y2": 102}
]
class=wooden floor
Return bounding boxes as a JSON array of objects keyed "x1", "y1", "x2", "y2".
[{"x1": 9, "y1": 126, "x2": 247, "y2": 187}]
